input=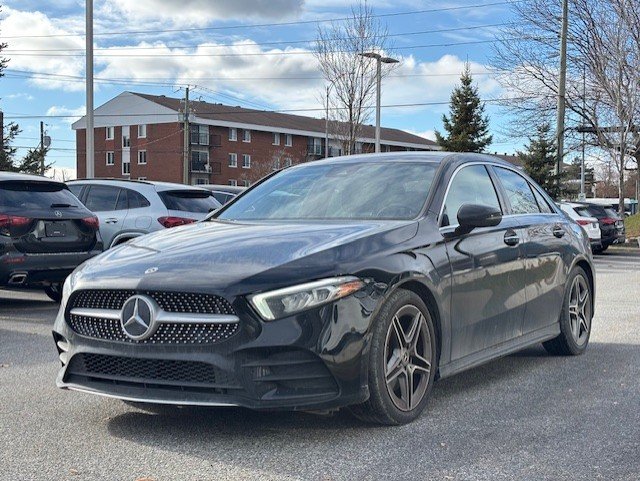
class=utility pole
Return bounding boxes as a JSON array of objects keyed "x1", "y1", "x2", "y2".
[
  {"x1": 85, "y1": 0, "x2": 94, "y2": 179},
  {"x1": 580, "y1": 65, "x2": 586, "y2": 200},
  {"x1": 556, "y1": 0, "x2": 569, "y2": 182},
  {"x1": 40, "y1": 121, "x2": 45, "y2": 175},
  {"x1": 183, "y1": 87, "x2": 190, "y2": 185},
  {"x1": 325, "y1": 85, "x2": 329, "y2": 158}
]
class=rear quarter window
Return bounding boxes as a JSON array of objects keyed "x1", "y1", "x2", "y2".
[{"x1": 159, "y1": 190, "x2": 221, "y2": 213}]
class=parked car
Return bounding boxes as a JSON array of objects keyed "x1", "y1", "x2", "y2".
[
  {"x1": 54, "y1": 153, "x2": 595, "y2": 425},
  {"x1": 1, "y1": 172, "x2": 102, "y2": 302},
  {"x1": 573, "y1": 203, "x2": 625, "y2": 252},
  {"x1": 558, "y1": 202, "x2": 602, "y2": 252},
  {"x1": 200, "y1": 184, "x2": 246, "y2": 205},
  {"x1": 67, "y1": 179, "x2": 221, "y2": 249}
]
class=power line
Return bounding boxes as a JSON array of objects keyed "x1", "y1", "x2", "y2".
[
  {"x1": 2, "y1": 96, "x2": 535, "y2": 120},
  {"x1": 1, "y1": 1, "x2": 523, "y2": 39},
  {"x1": 3, "y1": 37, "x2": 542, "y2": 58},
  {"x1": 3, "y1": 23, "x2": 514, "y2": 53}
]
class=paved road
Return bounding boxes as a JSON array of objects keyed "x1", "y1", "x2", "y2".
[{"x1": 1, "y1": 252, "x2": 639, "y2": 481}]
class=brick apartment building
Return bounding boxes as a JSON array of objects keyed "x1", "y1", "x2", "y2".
[{"x1": 72, "y1": 91, "x2": 439, "y2": 186}]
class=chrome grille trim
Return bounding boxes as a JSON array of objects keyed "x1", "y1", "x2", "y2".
[{"x1": 69, "y1": 307, "x2": 239, "y2": 324}]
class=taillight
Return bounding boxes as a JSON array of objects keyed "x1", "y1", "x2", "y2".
[
  {"x1": 602, "y1": 217, "x2": 616, "y2": 225},
  {"x1": 157, "y1": 216, "x2": 197, "y2": 228},
  {"x1": 576, "y1": 219, "x2": 590, "y2": 226},
  {"x1": 0, "y1": 214, "x2": 33, "y2": 235},
  {"x1": 80, "y1": 216, "x2": 100, "y2": 230}
]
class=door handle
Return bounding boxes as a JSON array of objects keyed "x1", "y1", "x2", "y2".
[
  {"x1": 504, "y1": 230, "x2": 520, "y2": 246},
  {"x1": 553, "y1": 225, "x2": 565, "y2": 238},
  {"x1": 105, "y1": 218, "x2": 119, "y2": 224}
]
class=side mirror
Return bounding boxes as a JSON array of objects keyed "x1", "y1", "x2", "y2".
[{"x1": 456, "y1": 203, "x2": 502, "y2": 233}]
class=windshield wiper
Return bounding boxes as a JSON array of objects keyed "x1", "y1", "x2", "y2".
[{"x1": 50, "y1": 203, "x2": 76, "y2": 208}]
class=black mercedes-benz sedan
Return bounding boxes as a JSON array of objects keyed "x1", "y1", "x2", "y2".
[{"x1": 53, "y1": 152, "x2": 595, "y2": 425}]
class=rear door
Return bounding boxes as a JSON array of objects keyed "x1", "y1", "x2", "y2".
[
  {"x1": 83, "y1": 185, "x2": 128, "y2": 247},
  {"x1": 491, "y1": 167, "x2": 567, "y2": 335},
  {"x1": 0, "y1": 180, "x2": 98, "y2": 253},
  {"x1": 442, "y1": 164, "x2": 528, "y2": 360}
]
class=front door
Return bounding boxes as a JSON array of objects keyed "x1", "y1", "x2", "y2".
[
  {"x1": 440, "y1": 164, "x2": 528, "y2": 361},
  {"x1": 83, "y1": 185, "x2": 128, "y2": 248}
]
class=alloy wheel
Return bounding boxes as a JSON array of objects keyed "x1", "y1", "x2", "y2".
[
  {"x1": 568, "y1": 275, "x2": 591, "y2": 346},
  {"x1": 384, "y1": 304, "x2": 432, "y2": 412}
]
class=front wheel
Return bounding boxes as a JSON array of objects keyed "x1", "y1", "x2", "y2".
[
  {"x1": 44, "y1": 284, "x2": 62, "y2": 303},
  {"x1": 543, "y1": 267, "x2": 593, "y2": 356},
  {"x1": 349, "y1": 289, "x2": 437, "y2": 425}
]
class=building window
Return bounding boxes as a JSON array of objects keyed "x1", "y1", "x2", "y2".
[
  {"x1": 122, "y1": 161, "x2": 130, "y2": 176},
  {"x1": 284, "y1": 158, "x2": 292, "y2": 167},
  {"x1": 242, "y1": 129, "x2": 251, "y2": 143},
  {"x1": 137, "y1": 150, "x2": 147, "y2": 165},
  {"x1": 242, "y1": 154, "x2": 251, "y2": 169},
  {"x1": 309, "y1": 137, "x2": 323, "y2": 155},
  {"x1": 229, "y1": 179, "x2": 238, "y2": 186},
  {"x1": 196, "y1": 178, "x2": 207, "y2": 185},
  {"x1": 122, "y1": 134, "x2": 130, "y2": 148},
  {"x1": 106, "y1": 151, "x2": 115, "y2": 166},
  {"x1": 243, "y1": 180, "x2": 251, "y2": 187},
  {"x1": 229, "y1": 128, "x2": 237, "y2": 141},
  {"x1": 138, "y1": 177, "x2": 147, "y2": 181},
  {"x1": 106, "y1": 127, "x2": 114, "y2": 140},
  {"x1": 228, "y1": 153, "x2": 237, "y2": 168},
  {"x1": 285, "y1": 134, "x2": 292, "y2": 147},
  {"x1": 137, "y1": 124, "x2": 147, "y2": 138},
  {"x1": 273, "y1": 133, "x2": 280, "y2": 145}
]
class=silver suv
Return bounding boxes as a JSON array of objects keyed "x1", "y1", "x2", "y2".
[{"x1": 67, "y1": 179, "x2": 221, "y2": 249}]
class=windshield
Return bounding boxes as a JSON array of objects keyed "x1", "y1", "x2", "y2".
[
  {"x1": 159, "y1": 190, "x2": 221, "y2": 213},
  {"x1": 217, "y1": 161, "x2": 437, "y2": 221}
]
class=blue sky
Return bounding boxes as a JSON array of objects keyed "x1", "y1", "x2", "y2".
[{"x1": 0, "y1": 0, "x2": 520, "y2": 176}]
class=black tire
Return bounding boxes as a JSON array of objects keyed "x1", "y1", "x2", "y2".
[
  {"x1": 44, "y1": 284, "x2": 62, "y2": 303},
  {"x1": 349, "y1": 289, "x2": 437, "y2": 425},
  {"x1": 543, "y1": 266, "x2": 593, "y2": 356},
  {"x1": 600, "y1": 244, "x2": 609, "y2": 253}
]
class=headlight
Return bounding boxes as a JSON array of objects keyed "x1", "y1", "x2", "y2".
[{"x1": 248, "y1": 276, "x2": 364, "y2": 321}]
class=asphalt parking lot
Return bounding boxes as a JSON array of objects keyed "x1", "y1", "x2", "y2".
[{"x1": 1, "y1": 251, "x2": 639, "y2": 481}]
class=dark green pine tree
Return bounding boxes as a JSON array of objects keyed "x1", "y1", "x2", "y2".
[
  {"x1": 518, "y1": 123, "x2": 565, "y2": 198},
  {"x1": 435, "y1": 64, "x2": 493, "y2": 152},
  {"x1": 17, "y1": 146, "x2": 52, "y2": 175},
  {"x1": 0, "y1": 123, "x2": 20, "y2": 172}
]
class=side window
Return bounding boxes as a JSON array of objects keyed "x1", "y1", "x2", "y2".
[
  {"x1": 531, "y1": 186, "x2": 553, "y2": 213},
  {"x1": 494, "y1": 167, "x2": 540, "y2": 215},
  {"x1": 115, "y1": 189, "x2": 128, "y2": 210},
  {"x1": 84, "y1": 186, "x2": 121, "y2": 212},
  {"x1": 442, "y1": 165, "x2": 501, "y2": 227},
  {"x1": 127, "y1": 189, "x2": 151, "y2": 209}
]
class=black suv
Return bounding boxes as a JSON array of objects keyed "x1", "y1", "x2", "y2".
[
  {"x1": 1, "y1": 172, "x2": 102, "y2": 301},
  {"x1": 573, "y1": 203, "x2": 626, "y2": 252}
]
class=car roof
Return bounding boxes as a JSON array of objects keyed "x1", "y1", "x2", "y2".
[
  {"x1": 68, "y1": 178, "x2": 211, "y2": 193},
  {"x1": 200, "y1": 184, "x2": 245, "y2": 194},
  {"x1": 292, "y1": 151, "x2": 520, "y2": 170},
  {"x1": 0, "y1": 171, "x2": 65, "y2": 185}
]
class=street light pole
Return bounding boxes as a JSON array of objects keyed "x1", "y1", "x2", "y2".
[
  {"x1": 556, "y1": 0, "x2": 569, "y2": 182},
  {"x1": 85, "y1": 0, "x2": 94, "y2": 179},
  {"x1": 359, "y1": 52, "x2": 399, "y2": 153},
  {"x1": 325, "y1": 85, "x2": 330, "y2": 158}
]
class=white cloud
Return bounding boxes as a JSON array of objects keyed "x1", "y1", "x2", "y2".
[
  {"x1": 0, "y1": 7, "x2": 85, "y2": 91},
  {"x1": 3, "y1": 92, "x2": 35, "y2": 101},
  {"x1": 108, "y1": 0, "x2": 305, "y2": 26},
  {"x1": 408, "y1": 130, "x2": 437, "y2": 141},
  {"x1": 46, "y1": 105, "x2": 86, "y2": 124}
]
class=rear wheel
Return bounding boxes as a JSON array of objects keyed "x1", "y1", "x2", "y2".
[
  {"x1": 543, "y1": 267, "x2": 592, "y2": 356},
  {"x1": 44, "y1": 284, "x2": 62, "y2": 303},
  {"x1": 349, "y1": 289, "x2": 437, "y2": 425}
]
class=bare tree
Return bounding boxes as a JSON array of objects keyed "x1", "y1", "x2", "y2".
[
  {"x1": 314, "y1": 1, "x2": 393, "y2": 155},
  {"x1": 492, "y1": 0, "x2": 640, "y2": 212}
]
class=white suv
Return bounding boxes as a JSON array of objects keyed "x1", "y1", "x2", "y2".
[
  {"x1": 558, "y1": 202, "x2": 602, "y2": 251},
  {"x1": 67, "y1": 179, "x2": 221, "y2": 249}
]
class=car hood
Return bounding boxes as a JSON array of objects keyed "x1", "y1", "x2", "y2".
[{"x1": 74, "y1": 219, "x2": 419, "y2": 295}]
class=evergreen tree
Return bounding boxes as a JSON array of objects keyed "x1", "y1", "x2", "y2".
[
  {"x1": 0, "y1": 8, "x2": 19, "y2": 172},
  {"x1": 435, "y1": 64, "x2": 493, "y2": 152},
  {"x1": 518, "y1": 123, "x2": 565, "y2": 198},
  {"x1": 17, "y1": 146, "x2": 52, "y2": 175}
]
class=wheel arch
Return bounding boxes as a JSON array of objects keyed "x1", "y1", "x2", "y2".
[{"x1": 573, "y1": 257, "x2": 595, "y2": 310}]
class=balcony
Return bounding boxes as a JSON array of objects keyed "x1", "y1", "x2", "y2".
[
  {"x1": 190, "y1": 161, "x2": 211, "y2": 173},
  {"x1": 190, "y1": 132, "x2": 210, "y2": 146}
]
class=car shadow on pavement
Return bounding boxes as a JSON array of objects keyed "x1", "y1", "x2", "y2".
[{"x1": 103, "y1": 340, "x2": 637, "y2": 479}]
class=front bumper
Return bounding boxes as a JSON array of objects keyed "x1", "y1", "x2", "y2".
[{"x1": 53, "y1": 289, "x2": 378, "y2": 411}]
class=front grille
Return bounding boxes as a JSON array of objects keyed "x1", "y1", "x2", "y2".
[
  {"x1": 67, "y1": 290, "x2": 239, "y2": 345},
  {"x1": 66, "y1": 353, "x2": 240, "y2": 389}
]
